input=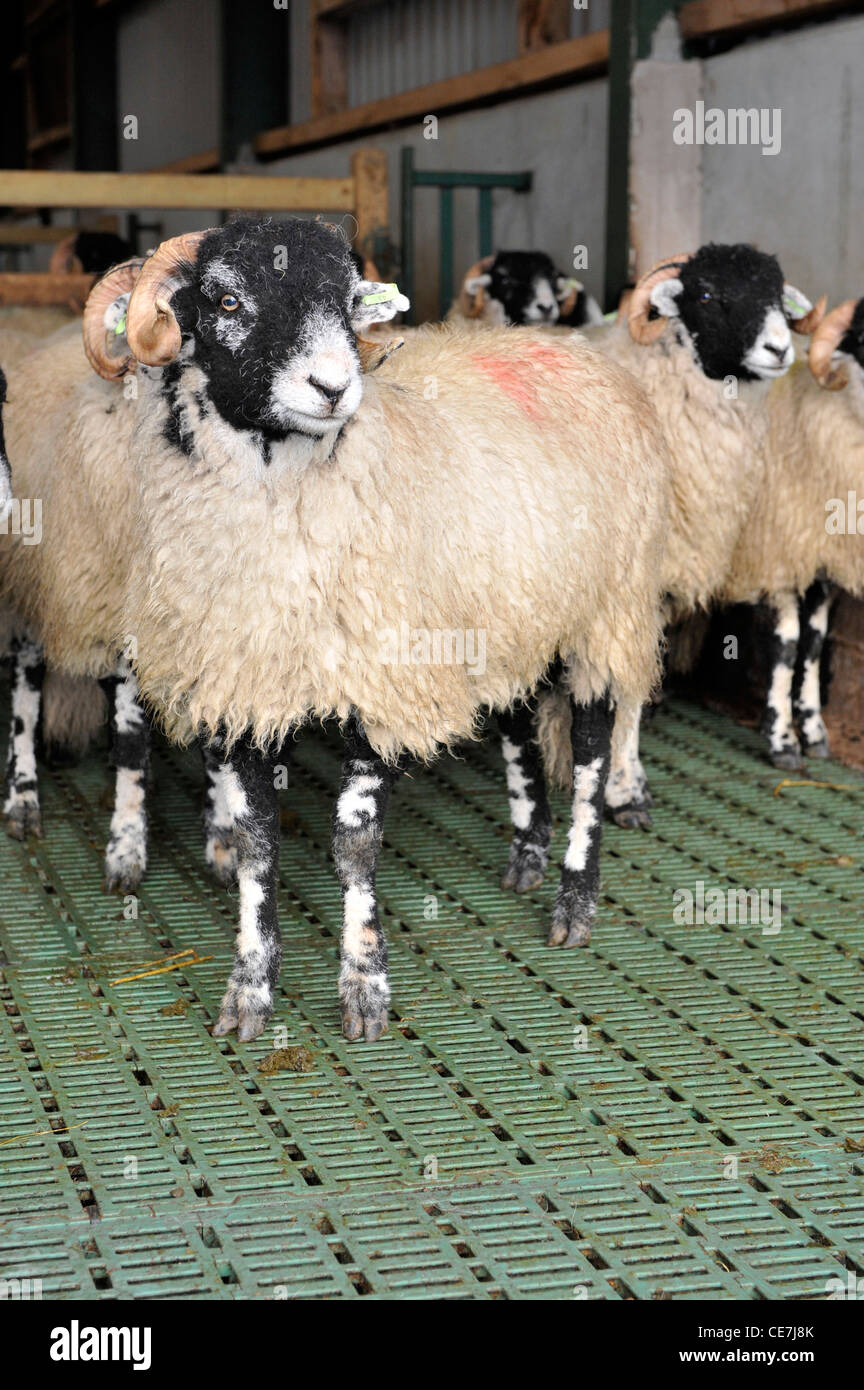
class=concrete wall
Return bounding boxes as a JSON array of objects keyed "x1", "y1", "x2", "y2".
[
  {"x1": 267, "y1": 80, "x2": 609, "y2": 322},
  {"x1": 701, "y1": 14, "x2": 864, "y2": 307}
]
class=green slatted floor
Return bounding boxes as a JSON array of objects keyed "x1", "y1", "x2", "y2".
[{"x1": 1, "y1": 699, "x2": 863, "y2": 1300}]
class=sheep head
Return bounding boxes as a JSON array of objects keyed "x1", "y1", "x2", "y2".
[
  {"x1": 123, "y1": 218, "x2": 409, "y2": 439},
  {"x1": 630, "y1": 244, "x2": 820, "y2": 384}
]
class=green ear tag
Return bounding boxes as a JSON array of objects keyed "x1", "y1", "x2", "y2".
[
  {"x1": 114, "y1": 315, "x2": 127, "y2": 337},
  {"x1": 362, "y1": 284, "x2": 400, "y2": 306},
  {"x1": 783, "y1": 289, "x2": 809, "y2": 319}
]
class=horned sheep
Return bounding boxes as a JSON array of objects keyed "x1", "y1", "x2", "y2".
[
  {"x1": 72, "y1": 216, "x2": 673, "y2": 1044},
  {"x1": 505, "y1": 244, "x2": 821, "y2": 898},
  {"x1": 719, "y1": 298, "x2": 864, "y2": 767}
]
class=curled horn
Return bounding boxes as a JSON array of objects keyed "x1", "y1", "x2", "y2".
[
  {"x1": 786, "y1": 291, "x2": 827, "y2": 336},
  {"x1": 457, "y1": 254, "x2": 495, "y2": 319},
  {"x1": 125, "y1": 230, "x2": 214, "y2": 366},
  {"x1": 82, "y1": 259, "x2": 146, "y2": 380},
  {"x1": 49, "y1": 234, "x2": 83, "y2": 276},
  {"x1": 808, "y1": 299, "x2": 857, "y2": 391},
  {"x1": 628, "y1": 253, "x2": 693, "y2": 345}
]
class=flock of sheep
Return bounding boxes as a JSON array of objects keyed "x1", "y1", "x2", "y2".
[{"x1": 0, "y1": 218, "x2": 861, "y2": 1045}]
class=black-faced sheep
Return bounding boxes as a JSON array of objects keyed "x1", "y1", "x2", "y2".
[
  {"x1": 719, "y1": 297, "x2": 864, "y2": 767},
  {"x1": 453, "y1": 249, "x2": 603, "y2": 328},
  {"x1": 94, "y1": 217, "x2": 671, "y2": 1043},
  {"x1": 500, "y1": 244, "x2": 821, "y2": 895}
]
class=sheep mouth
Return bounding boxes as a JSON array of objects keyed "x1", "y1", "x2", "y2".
[
  {"x1": 269, "y1": 404, "x2": 353, "y2": 437},
  {"x1": 743, "y1": 353, "x2": 792, "y2": 379}
]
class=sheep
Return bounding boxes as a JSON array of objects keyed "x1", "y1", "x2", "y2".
[
  {"x1": 48, "y1": 230, "x2": 135, "y2": 277},
  {"x1": 505, "y1": 243, "x2": 821, "y2": 876},
  {"x1": 452, "y1": 250, "x2": 604, "y2": 328},
  {"x1": 0, "y1": 229, "x2": 136, "y2": 350},
  {"x1": 0, "y1": 260, "x2": 245, "y2": 889},
  {"x1": 0, "y1": 235, "x2": 143, "y2": 780},
  {"x1": 88, "y1": 216, "x2": 671, "y2": 1043},
  {"x1": 718, "y1": 297, "x2": 864, "y2": 767},
  {"x1": 0, "y1": 268, "x2": 144, "y2": 857}
]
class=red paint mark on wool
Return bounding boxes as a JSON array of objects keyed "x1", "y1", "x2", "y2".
[{"x1": 471, "y1": 342, "x2": 576, "y2": 420}]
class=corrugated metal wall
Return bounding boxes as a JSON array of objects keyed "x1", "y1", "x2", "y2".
[
  {"x1": 346, "y1": 0, "x2": 517, "y2": 107},
  {"x1": 343, "y1": 0, "x2": 612, "y2": 109}
]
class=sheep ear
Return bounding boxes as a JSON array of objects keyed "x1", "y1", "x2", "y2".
[
  {"x1": 464, "y1": 272, "x2": 492, "y2": 296},
  {"x1": 784, "y1": 285, "x2": 826, "y2": 335},
  {"x1": 353, "y1": 280, "x2": 410, "y2": 328},
  {"x1": 555, "y1": 274, "x2": 583, "y2": 300},
  {"x1": 650, "y1": 278, "x2": 683, "y2": 319}
]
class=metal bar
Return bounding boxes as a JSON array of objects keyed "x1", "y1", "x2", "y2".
[
  {"x1": 477, "y1": 187, "x2": 493, "y2": 259},
  {"x1": 400, "y1": 145, "x2": 415, "y2": 325},
  {"x1": 439, "y1": 185, "x2": 454, "y2": 322},
  {"x1": 412, "y1": 171, "x2": 532, "y2": 189}
]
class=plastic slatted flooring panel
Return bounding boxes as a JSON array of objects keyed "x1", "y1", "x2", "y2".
[{"x1": 0, "y1": 699, "x2": 863, "y2": 1300}]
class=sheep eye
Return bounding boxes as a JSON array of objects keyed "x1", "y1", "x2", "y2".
[
  {"x1": 699, "y1": 291, "x2": 712, "y2": 303},
  {"x1": 221, "y1": 294, "x2": 239, "y2": 311}
]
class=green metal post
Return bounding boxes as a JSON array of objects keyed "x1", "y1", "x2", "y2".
[
  {"x1": 439, "y1": 186, "x2": 454, "y2": 321},
  {"x1": 477, "y1": 187, "x2": 493, "y2": 258},
  {"x1": 400, "y1": 146, "x2": 415, "y2": 325}
]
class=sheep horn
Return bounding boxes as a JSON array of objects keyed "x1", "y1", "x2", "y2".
[
  {"x1": 125, "y1": 230, "x2": 214, "y2": 366},
  {"x1": 49, "y1": 234, "x2": 83, "y2": 276},
  {"x1": 458, "y1": 254, "x2": 495, "y2": 319},
  {"x1": 786, "y1": 290, "x2": 827, "y2": 336},
  {"x1": 808, "y1": 299, "x2": 857, "y2": 391},
  {"x1": 82, "y1": 259, "x2": 146, "y2": 380},
  {"x1": 628, "y1": 253, "x2": 693, "y2": 345}
]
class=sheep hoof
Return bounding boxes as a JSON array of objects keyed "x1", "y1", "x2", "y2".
[
  {"x1": 770, "y1": 747, "x2": 803, "y2": 771},
  {"x1": 610, "y1": 804, "x2": 652, "y2": 830},
  {"x1": 104, "y1": 843, "x2": 146, "y2": 894},
  {"x1": 341, "y1": 1007, "x2": 389, "y2": 1042},
  {"x1": 501, "y1": 840, "x2": 548, "y2": 893},
  {"x1": 211, "y1": 1010, "x2": 238, "y2": 1037},
  {"x1": 4, "y1": 797, "x2": 42, "y2": 841},
  {"x1": 340, "y1": 980, "x2": 389, "y2": 1042},
  {"x1": 212, "y1": 1008, "x2": 269, "y2": 1041},
  {"x1": 803, "y1": 738, "x2": 830, "y2": 760},
  {"x1": 205, "y1": 833, "x2": 239, "y2": 887},
  {"x1": 547, "y1": 919, "x2": 592, "y2": 948},
  {"x1": 501, "y1": 861, "x2": 546, "y2": 894}
]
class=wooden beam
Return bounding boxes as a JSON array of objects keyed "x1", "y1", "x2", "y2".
[
  {"x1": 149, "y1": 149, "x2": 221, "y2": 175},
  {"x1": 0, "y1": 169, "x2": 356, "y2": 211},
  {"x1": 0, "y1": 271, "x2": 92, "y2": 308},
  {"x1": 310, "y1": 1, "x2": 348, "y2": 119},
  {"x1": 0, "y1": 218, "x2": 118, "y2": 244},
  {"x1": 315, "y1": 0, "x2": 384, "y2": 14},
  {"x1": 680, "y1": 0, "x2": 848, "y2": 38},
  {"x1": 351, "y1": 147, "x2": 387, "y2": 257},
  {"x1": 518, "y1": 0, "x2": 572, "y2": 53},
  {"x1": 257, "y1": 30, "x2": 610, "y2": 157}
]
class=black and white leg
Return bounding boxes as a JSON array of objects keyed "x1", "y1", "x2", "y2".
[
  {"x1": 4, "y1": 636, "x2": 44, "y2": 839},
  {"x1": 212, "y1": 735, "x2": 281, "y2": 1042},
  {"x1": 333, "y1": 718, "x2": 396, "y2": 1042},
  {"x1": 201, "y1": 743, "x2": 239, "y2": 886},
  {"x1": 548, "y1": 693, "x2": 613, "y2": 948},
  {"x1": 763, "y1": 593, "x2": 802, "y2": 770},
  {"x1": 103, "y1": 656, "x2": 150, "y2": 892},
  {"x1": 604, "y1": 696, "x2": 652, "y2": 829},
  {"x1": 794, "y1": 580, "x2": 834, "y2": 759},
  {"x1": 498, "y1": 699, "x2": 553, "y2": 893}
]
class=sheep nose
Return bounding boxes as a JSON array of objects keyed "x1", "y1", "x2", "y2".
[
  {"x1": 308, "y1": 376, "x2": 348, "y2": 408},
  {"x1": 537, "y1": 303, "x2": 554, "y2": 318},
  {"x1": 765, "y1": 342, "x2": 790, "y2": 361}
]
